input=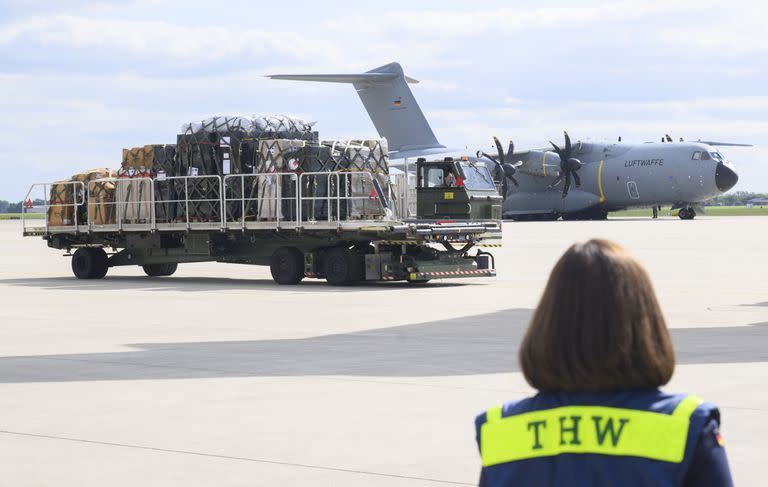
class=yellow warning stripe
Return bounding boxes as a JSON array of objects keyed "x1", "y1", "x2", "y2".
[
  {"x1": 598, "y1": 159, "x2": 605, "y2": 203},
  {"x1": 477, "y1": 244, "x2": 503, "y2": 248},
  {"x1": 542, "y1": 152, "x2": 548, "y2": 177}
]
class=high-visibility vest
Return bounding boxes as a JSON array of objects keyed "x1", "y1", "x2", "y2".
[{"x1": 475, "y1": 390, "x2": 718, "y2": 487}]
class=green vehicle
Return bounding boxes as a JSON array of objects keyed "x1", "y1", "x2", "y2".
[
  {"x1": 415, "y1": 156, "x2": 503, "y2": 221},
  {"x1": 22, "y1": 145, "x2": 501, "y2": 286}
]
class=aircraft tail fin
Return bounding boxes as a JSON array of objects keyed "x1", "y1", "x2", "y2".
[{"x1": 268, "y1": 62, "x2": 444, "y2": 153}]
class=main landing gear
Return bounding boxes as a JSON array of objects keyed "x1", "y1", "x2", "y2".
[{"x1": 678, "y1": 207, "x2": 696, "y2": 220}]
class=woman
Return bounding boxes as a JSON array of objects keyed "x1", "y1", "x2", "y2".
[{"x1": 475, "y1": 239, "x2": 733, "y2": 486}]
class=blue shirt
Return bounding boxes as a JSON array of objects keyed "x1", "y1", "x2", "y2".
[{"x1": 475, "y1": 390, "x2": 733, "y2": 487}]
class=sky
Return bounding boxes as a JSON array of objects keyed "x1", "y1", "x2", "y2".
[{"x1": 1, "y1": 0, "x2": 766, "y2": 200}]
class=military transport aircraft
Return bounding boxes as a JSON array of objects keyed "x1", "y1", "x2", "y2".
[{"x1": 268, "y1": 63, "x2": 745, "y2": 220}]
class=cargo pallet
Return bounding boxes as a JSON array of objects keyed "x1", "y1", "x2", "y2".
[{"x1": 22, "y1": 170, "x2": 501, "y2": 285}]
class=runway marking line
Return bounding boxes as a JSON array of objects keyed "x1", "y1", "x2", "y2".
[{"x1": 0, "y1": 429, "x2": 473, "y2": 486}]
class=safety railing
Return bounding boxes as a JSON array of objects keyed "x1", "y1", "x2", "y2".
[
  {"x1": 22, "y1": 181, "x2": 85, "y2": 234},
  {"x1": 153, "y1": 175, "x2": 224, "y2": 231},
  {"x1": 391, "y1": 172, "x2": 417, "y2": 219},
  {"x1": 24, "y1": 171, "x2": 395, "y2": 234},
  {"x1": 298, "y1": 171, "x2": 389, "y2": 226},
  {"x1": 223, "y1": 173, "x2": 299, "y2": 230},
  {"x1": 86, "y1": 177, "x2": 154, "y2": 232}
]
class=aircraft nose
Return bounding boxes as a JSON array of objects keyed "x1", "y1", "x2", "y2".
[{"x1": 715, "y1": 162, "x2": 738, "y2": 192}]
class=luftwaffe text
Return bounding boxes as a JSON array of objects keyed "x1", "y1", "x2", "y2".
[{"x1": 624, "y1": 159, "x2": 664, "y2": 167}]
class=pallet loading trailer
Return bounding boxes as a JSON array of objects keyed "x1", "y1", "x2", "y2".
[{"x1": 22, "y1": 170, "x2": 502, "y2": 286}]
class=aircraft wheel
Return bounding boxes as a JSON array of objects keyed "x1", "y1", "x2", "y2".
[
  {"x1": 143, "y1": 263, "x2": 178, "y2": 277},
  {"x1": 679, "y1": 208, "x2": 695, "y2": 220},
  {"x1": 270, "y1": 247, "x2": 305, "y2": 285},
  {"x1": 71, "y1": 247, "x2": 109, "y2": 279}
]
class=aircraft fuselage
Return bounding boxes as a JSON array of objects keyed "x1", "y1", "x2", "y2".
[{"x1": 500, "y1": 140, "x2": 738, "y2": 217}]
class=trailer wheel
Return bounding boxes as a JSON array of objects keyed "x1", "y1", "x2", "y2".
[
  {"x1": 71, "y1": 247, "x2": 109, "y2": 279},
  {"x1": 142, "y1": 263, "x2": 178, "y2": 277},
  {"x1": 270, "y1": 247, "x2": 305, "y2": 285},
  {"x1": 323, "y1": 247, "x2": 363, "y2": 285}
]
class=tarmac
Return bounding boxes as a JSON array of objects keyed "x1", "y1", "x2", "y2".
[{"x1": 0, "y1": 216, "x2": 766, "y2": 486}]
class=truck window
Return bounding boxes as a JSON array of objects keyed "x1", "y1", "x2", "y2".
[
  {"x1": 424, "y1": 167, "x2": 445, "y2": 188},
  {"x1": 460, "y1": 163, "x2": 496, "y2": 190}
]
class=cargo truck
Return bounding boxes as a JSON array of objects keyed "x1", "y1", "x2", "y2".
[{"x1": 22, "y1": 130, "x2": 501, "y2": 285}]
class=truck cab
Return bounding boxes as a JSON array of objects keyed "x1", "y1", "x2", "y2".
[{"x1": 416, "y1": 156, "x2": 502, "y2": 220}]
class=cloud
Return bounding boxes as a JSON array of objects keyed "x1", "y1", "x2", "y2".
[
  {"x1": 0, "y1": 1, "x2": 766, "y2": 198},
  {"x1": 0, "y1": 14, "x2": 342, "y2": 67}
]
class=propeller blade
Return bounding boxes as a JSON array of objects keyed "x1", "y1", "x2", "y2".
[
  {"x1": 507, "y1": 140, "x2": 514, "y2": 159},
  {"x1": 572, "y1": 170, "x2": 581, "y2": 188},
  {"x1": 493, "y1": 137, "x2": 505, "y2": 163},
  {"x1": 498, "y1": 165, "x2": 507, "y2": 185},
  {"x1": 509, "y1": 176, "x2": 519, "y2": 187},
  {"x1": 564, "y1": 131, "x2": 572, "y2": 159},
  {"x1": 548, "y1": 174, "x2": 563, "y2": 189},
  {"x1": 562, "y1": 171, "x2": 572, "y2": 197},
  {"x1": 479, "y1": 151, "x2": 499, "y2": 165}
]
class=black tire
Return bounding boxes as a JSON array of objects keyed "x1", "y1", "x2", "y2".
[
  {"x1": 679, "y1": 208, "x2": 695, "y2": 220},
  {"x1": 142, "y1": 263, "x2": 178, "y2": 277},
  {"x1": 323, "y1": 247, "x2": 363, "y2": 286},
  {"x1": 270, "y1": 247, "x2": 305, "y2": 285},
  {"x1": 90, "y1": 248, "x2": 109, "y2": 279},
  {"x1": 71, "y1": 247, "x2": 109, "y2": 279}
]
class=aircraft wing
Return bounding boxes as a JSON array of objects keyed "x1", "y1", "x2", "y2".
[{"x1": 696, "y1": 140, "x2": 754, "y2": 147}]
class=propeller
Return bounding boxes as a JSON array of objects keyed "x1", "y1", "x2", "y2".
[
  {"x1": 547, "y1": 131, "x2": 583, "y2": 198},
  {"x1": 476, "y1": 136, "x2": 522, "y2": 199}
]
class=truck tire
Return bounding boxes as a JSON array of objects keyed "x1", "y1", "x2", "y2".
[
  {"x1": 323, "y1": 247, "x2": 363, "y2": 285},
  {"x1": 270, "y1": 247, "x2": 305, "y2": 285},
  {"x1": 71, "y1": 247, "x2": 109, "y2": 279},
  {"x1": 142, "y1": 263, "x2": 178, "y2": 277}
]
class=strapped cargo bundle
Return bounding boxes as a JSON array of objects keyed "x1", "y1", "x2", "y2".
[
  {"x1": 72, "y1": 168, "x2": 116, "y2": 225},
  {"x1": 47, "y1": 181, "x2": 75, "y2": 226},
  {"x1": 122, "y1": 145, "x2": 178, "y2": 222},
  {"x1": 88, "y1": 179, "x2": 117, "y2": 225},
  {"x1": 177, "y1": 115, "x2": 316, "y2": 222},
  {"x1": 320, "y1": 139, "x2": 391, "y2": 220},
  {"x1": 177, "y1": 115, "x2": 316, "y2": 178}
]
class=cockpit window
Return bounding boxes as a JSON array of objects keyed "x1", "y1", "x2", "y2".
[
  {"x1": 692, "y1": 151, "x2": 702, "y2": 160},
  {"x1": 710, "y1": 152, "x2": 723, "y2": 161},
  {"x1": 701, "y1": 152, "x2": 711, "y2": 160}
]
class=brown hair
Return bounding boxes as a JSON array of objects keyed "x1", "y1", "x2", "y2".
[{"x1": 520, "y1": 239, "x2": 675, "y2": 392}]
